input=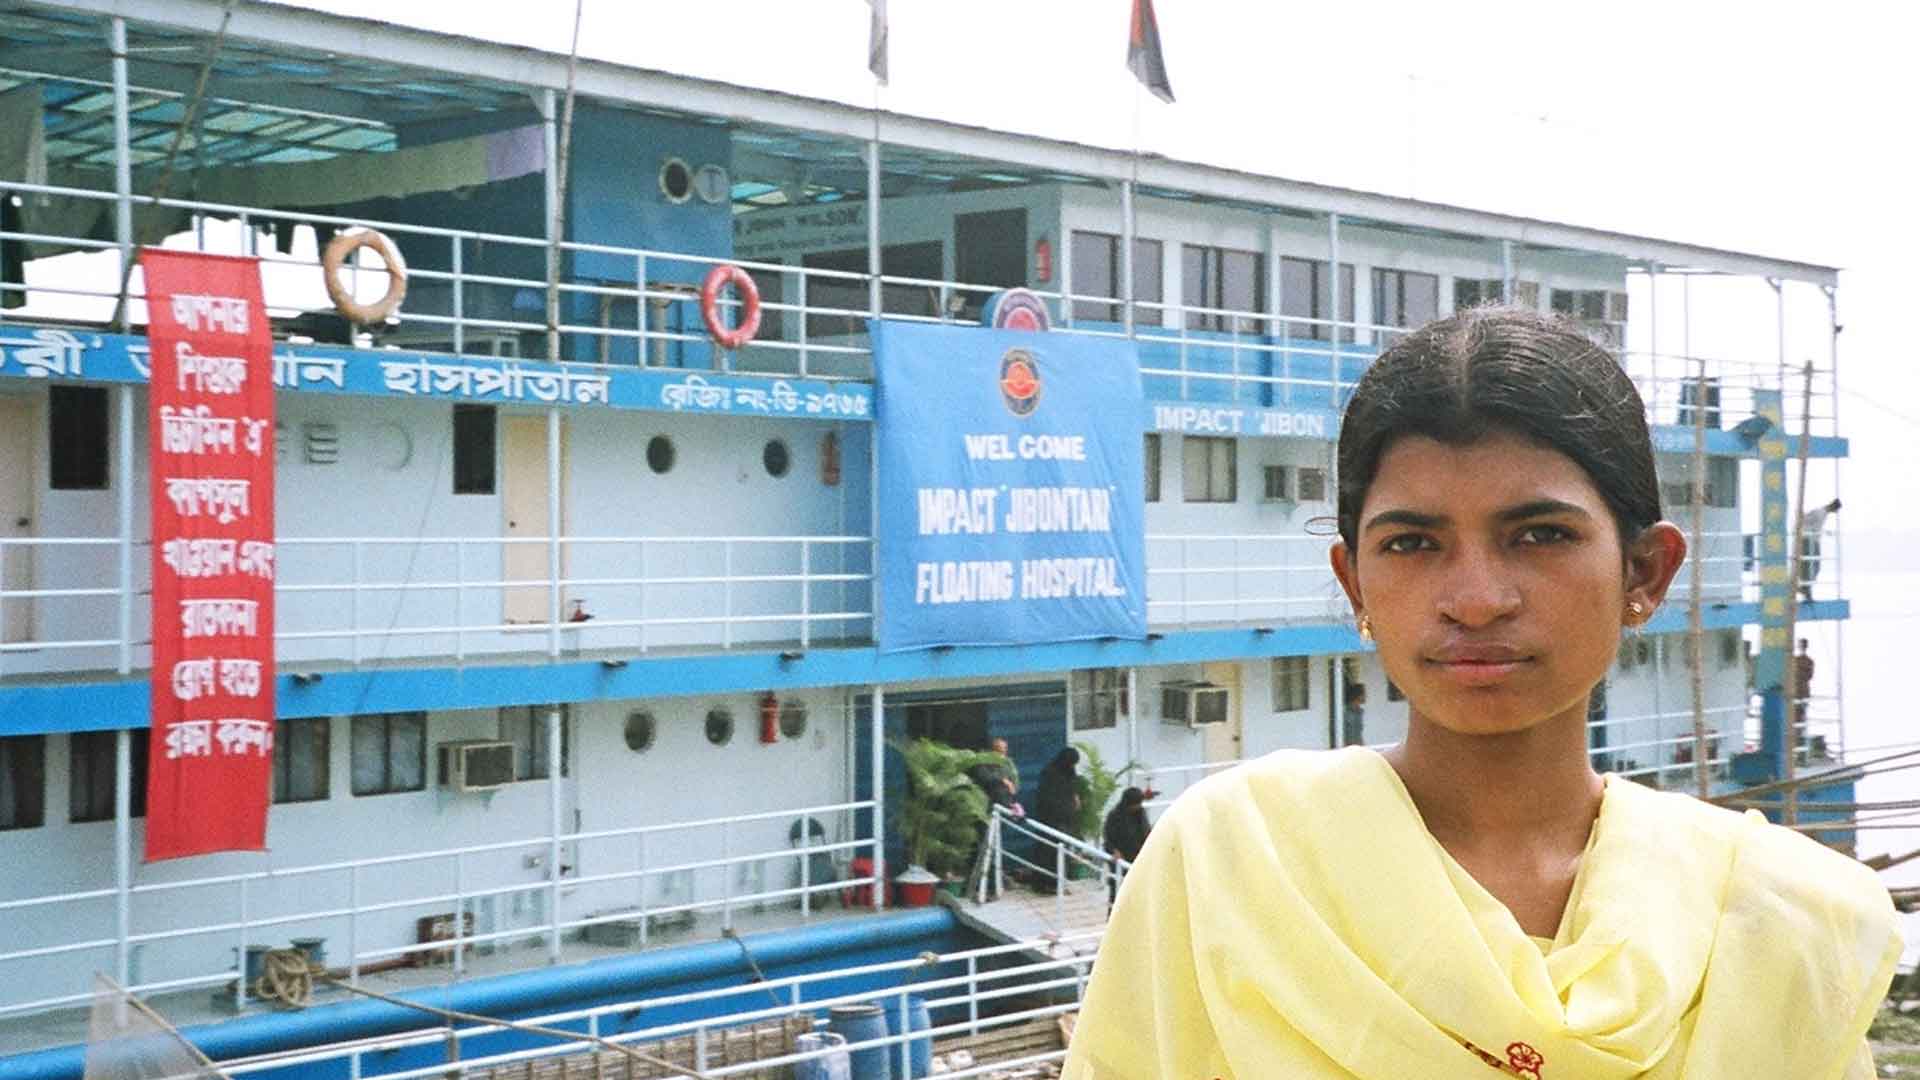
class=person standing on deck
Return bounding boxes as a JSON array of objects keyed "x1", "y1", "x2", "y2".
[{"x1": 1799, "y1": 497, "x2": 1842, "y2": 601}]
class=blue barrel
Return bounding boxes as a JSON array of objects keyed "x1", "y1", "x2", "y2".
[
  {"x1": 884, "y1": 995, "x2": 932, "y2": 1078},
  {"x1": 826, "y1": 1004, "x2": 890, "y2": 1080}
]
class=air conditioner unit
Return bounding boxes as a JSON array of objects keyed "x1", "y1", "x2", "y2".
[
  {"x1": 439, "y1": 740, "x2": 515, "y2": 792},
  {"x1": 1161, "y1": 681, "x2": 1231, "y2": 727}
]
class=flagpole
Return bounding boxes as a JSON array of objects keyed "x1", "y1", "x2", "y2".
[
  {"x1": 867, "y1": 3, "x2": 884, "y2": 321},
  {"x1": 1122, "y1": 79, "x2": 1140, "y2": 341}
]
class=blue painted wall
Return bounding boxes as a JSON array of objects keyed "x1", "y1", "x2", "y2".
[{"x1": 562, "y1": 105, "x2": 734, "y2": 367}]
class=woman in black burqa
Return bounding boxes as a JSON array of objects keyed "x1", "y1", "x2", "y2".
[
  {"x1": 1032, "y1": 748, "x2": 1083, "y2": 888},
  {"x1": 1034, "y1": 747, "x2": 1082, "y2": 837}
]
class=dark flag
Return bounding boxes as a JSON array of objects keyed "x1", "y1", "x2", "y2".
[
  {"x1": 1127, "y1": 0, "x2": 1174, "y2": 103},
  {"x1": 868, "y1": 0, "x2": 889, "y2": 85}
]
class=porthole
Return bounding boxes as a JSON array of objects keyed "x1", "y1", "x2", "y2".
[
  {"x1": 762, "y1": 439, "x2": 790, "y2": 478},
  {"x1": 658, "y1": 158, "x2": 693, "y2": 204},
  {"x1": 705, "y1": 707, "x2": 735, "y2": 746},
  {"x1": 623, "y1": 711, "x2": 657, "y2": 753},
  {"x1": 647, "y1": 435, "x2": 675, "y2": 474},
  {"x1": 779, "y1": 701, "x2": 808, "y2": 740}
]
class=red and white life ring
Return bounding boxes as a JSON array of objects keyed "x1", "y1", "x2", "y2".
[
  {"x1": 699, "y1": 264, "x2": 761, "y2": 350},
  {"x1": 321, "y1": 228, "x2": 408, "y2": 326}
]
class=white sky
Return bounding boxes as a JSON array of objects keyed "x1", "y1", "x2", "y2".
[{"x1": 275, "y1": 0, "x2": 1918, "y2": 556}]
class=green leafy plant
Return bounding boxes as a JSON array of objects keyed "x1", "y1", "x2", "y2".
[
  {"x1": 1072, "y1": 741, "x2": 1136, "y2": 843},
  {"x1": 889, "y1": 737, "x2": 1009, "y2": 880}
]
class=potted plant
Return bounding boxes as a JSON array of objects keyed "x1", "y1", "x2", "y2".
[
  {"x1": 888, "y1": 736, "x2": 1007, "y2": 904},
  {"x1": 1071, "y1": 742, "x2": 1136, "y2": 877}
]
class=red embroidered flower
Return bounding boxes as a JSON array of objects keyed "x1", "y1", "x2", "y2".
[{"x1": 1505, "y1": 1041, "x2": 1545, "y2": 1079}]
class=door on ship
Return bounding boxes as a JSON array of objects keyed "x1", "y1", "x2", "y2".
[
  {"x1": 501, "y1": 415, "x2": 566, "y2": 625},
  {"x1": 1200, "y1": 661, "x2": 1244, "y2": 764},
  {"x1": 953, "y1": 208, "x2": 1028, "y2": 321},
  {"x1": 0, "y1": 395, "x2": 35, "y2": 645}
]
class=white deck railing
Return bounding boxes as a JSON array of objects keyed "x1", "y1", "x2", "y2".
[
  {"x1": 214, "y1": 929, "x2": 1102, "y2": 1080},
  {"x1": 0, "y1": 798, "x2": 879, "y2": 1018},
  {"x1": 1, "y1": 178, "x2": 1829, "y2": 431},
  {"x1": 0, "y1": 526, "x2": 1836, "y2": 676}
]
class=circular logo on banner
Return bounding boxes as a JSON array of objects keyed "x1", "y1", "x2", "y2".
[
  {"x1": 982, "y1": 287, "x2": 1052, "y2": 333},
  {"x1": 1000, "y1": 349, "x2": 1041, "y2": 417}
]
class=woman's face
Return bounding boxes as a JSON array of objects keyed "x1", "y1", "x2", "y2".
[{"x1": 1330, "y1": 431, "x2": 1679, "y2": 738}]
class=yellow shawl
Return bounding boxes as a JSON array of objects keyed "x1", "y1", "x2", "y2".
[{"x1": 1065, "y1": 749, "x2": 1900, "y2": 1079}]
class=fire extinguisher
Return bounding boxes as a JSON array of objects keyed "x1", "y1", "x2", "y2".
[{"x1": 760, "y1": 691, "x2": 780, "y2": 744}]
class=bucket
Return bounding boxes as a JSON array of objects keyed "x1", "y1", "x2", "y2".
[
  {"x1": 794, "y1": 1032, "x2": 852, "y2": 1080},
  {"x1": 826, "y1": 1003, "x2": 890, "y2": 1080},
  {"x1": 884, "y1": 995, "x2": 932, "y2": 1078},
  {"x1": 894, "y1": 867, "x2": 939, "y2": 908}
]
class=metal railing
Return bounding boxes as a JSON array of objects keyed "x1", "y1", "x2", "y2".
[
  {"x1": 0, "y1": 526, "x2": 1834, "y2": 676},
  {"x1": 215, "y1": 929, "x2": 1102, "y2": 1080},
  {"x1": 1141, "y1": 528, "x2": 1770, "y2": 629},
  {"x1": 1623, "y1": 350, "x2": 1837, "y2": 439},
  {"x1": 0, "y1": 532, "x2": 872, "y2": 675},
  {"x1": 0, "y1": 798, "x2": 879, "y2": 1018},
  {"x1": 979, "y1": 806, "x2": 1127, "y2": 930}
]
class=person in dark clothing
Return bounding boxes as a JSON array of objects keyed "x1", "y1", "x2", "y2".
[
  {"x1": 1102, "y1": 786, "x2": 1154, "y2": 908},
  {"x1": 1034, "y1": 748, "x2": 1082, "y2": 836},
  {"x1": 1032, "y1": 748, "x2": 1083, "y2": 890},
  {"x1": 968, "y1": 736, "x2": 1022, "y2": 816}
]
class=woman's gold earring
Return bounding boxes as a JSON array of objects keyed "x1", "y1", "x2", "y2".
[
  {"x1": 1358, "y1": 614, "x2": 1373, "y2": 643},
  {"x1": 1627, "y1": 600, "x2": 1645, "y2": 620}
]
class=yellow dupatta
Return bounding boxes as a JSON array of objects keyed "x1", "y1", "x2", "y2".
[{"x1": 1064, "y1": 749, "x2": 1899, "y2": 1079}]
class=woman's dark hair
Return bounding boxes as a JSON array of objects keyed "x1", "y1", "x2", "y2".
[
  {"x1": 1335, "y1": 306, "x2": 1661, "y2": 553},
  {"x1": 1047, "y1": 748, "x2": 1080, "y2": 770}
]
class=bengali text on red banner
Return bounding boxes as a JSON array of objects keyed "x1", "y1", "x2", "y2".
[{"x1": 143, "y1": 249, "x2": 276, "y2": 861}]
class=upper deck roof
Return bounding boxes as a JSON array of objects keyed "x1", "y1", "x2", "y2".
[{"x1": 16, "y1": 0, "x2": 1839, "y2": 287}]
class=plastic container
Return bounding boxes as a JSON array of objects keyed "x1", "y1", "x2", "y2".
[
  {"x1": 794, "y1": 1032, "x2": 852, "y2": 1080},
  {"x1": 894, "y1": 866, "x2": 939, "y2": 908},
  {"x1": 826, "y1": 1003, "x2": 891, "y2": 1080},
  {"x1": 884, "y1": 995, "x2": 932, "y2": 1078}
]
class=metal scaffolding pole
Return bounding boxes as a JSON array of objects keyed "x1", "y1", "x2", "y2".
[
  {"x1": 1121, "y1": 180, "x2": 1136, "y2": 339},
  {"x1": 110, "y1": 17, "x2": 132, "y2": 331},
  {"x1": 1500, "y1": 240, "x2": 1514, "y2": 305},
  {"x1": 1328, "y1": 213, "x2": 1342, "y2": 349},
  {"x1": 867, "y1": 140, "x2": 882, "y2": 320},
  {"x1": 1126, "y1": 667, "x2": 1140, "y2": 784},
  {"x1": 870, "y1": 684, "x2": 886, "y2": 911},
  {"x1": 110, "y1": 17, "x2": 135, "y2": 1004},
  {"x1": 547, "y1": 706, "x2": 564, "y2": 963},
  {"x1": 547, "y1": 408, "x2": 562, "y2": 659},
  {"x1": 541, "y1": 89, "x2": 559, "y2": 362},
  {"x1": 1826, "y1": 286, "x2": 1846, "y2": 759}
]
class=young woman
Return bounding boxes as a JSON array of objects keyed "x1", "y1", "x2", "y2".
[{"x1": 1065, "y1": 308, "x2": 1898, "y2": 1079}]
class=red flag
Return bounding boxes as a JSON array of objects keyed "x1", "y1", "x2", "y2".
[
  {"x1": 1127, "y1": 0, "x2": 1174, "y2": 104},
  {"x1": 142, "y1": 249, "x2": 276, "y2": 861}
]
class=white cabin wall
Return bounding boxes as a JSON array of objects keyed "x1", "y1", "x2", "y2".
[{"x1": 0, "y1": 689, "x2": 850, "y2": 1008}]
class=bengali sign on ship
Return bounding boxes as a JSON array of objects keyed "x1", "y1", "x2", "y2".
[
  {"x1": 873, "y1": 320, "x2": 1147, "y2": 651},
  {"x1": 143, "y1": 250, "x2": 276, "y2": 861}
]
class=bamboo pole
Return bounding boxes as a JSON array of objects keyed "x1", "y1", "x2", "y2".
[
  {"x1": 1687, "y1": 357, "x2": 1710, "y2": 797},
  {"x1": 1781, "y1": 360, "x2": 1817, "y2": 826}
]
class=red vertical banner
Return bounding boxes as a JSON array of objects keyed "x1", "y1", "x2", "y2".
[{"x1": 143, "y1": 249, "x2": 276, "y2": 861}]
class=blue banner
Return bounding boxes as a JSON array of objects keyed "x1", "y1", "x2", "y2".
[
  {"x1": 873, "y1": 320, "x2": 1147, "y2": 651},
  {"x1": 0, "y1": 328, "x2": 871, "y2": 421}
]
